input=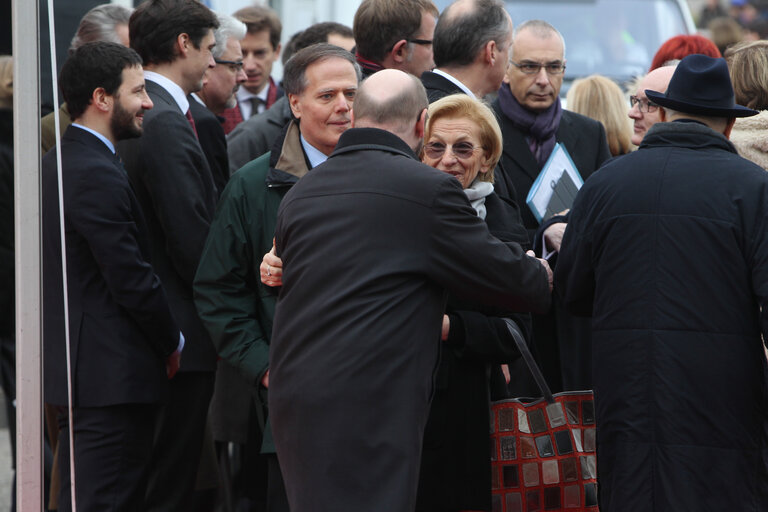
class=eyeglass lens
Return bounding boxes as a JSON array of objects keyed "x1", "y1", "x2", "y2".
[
  {"x1": 630, "y1": 96, "x2": 656, "y2": 113},
  {"x1": 424, "y1": 142, "x2": 477, "y2": 159}
]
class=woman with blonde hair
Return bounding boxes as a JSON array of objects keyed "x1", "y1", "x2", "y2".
[
  {"x1": 725, "y1": 40, "x2": 768, "y2": 170},
  {"x1": 416, "y1": 94, "x2": 533, "y2": 512},
  {"x1": 566, "y1": 74, "x2": 632, "y2": 156}
]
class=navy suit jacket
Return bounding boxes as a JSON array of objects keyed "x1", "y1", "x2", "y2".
[
  {"x1": 119, "y1": 80, "x2": 218, "y2": 372},
  {"x1": 43, "y1": 125, "x2": 179, "y2": 407}
]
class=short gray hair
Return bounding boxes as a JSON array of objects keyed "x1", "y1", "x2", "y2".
[
  {"x1": 283, "y1": 43, "x2": 361, "y2": 96},
  {"x1": 70, "y1": 4, "x2": 133, "y2": 52},
  {"x1": 512, "y1": 19, "x2": 566, "y2": 60},
  {"x1": 213, "y1": 13, "x2": 247, "y2": 59}
]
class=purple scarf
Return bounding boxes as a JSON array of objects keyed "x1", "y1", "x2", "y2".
[{"x1": 497, "y1": 83, "x2": 562, "y2": 169}]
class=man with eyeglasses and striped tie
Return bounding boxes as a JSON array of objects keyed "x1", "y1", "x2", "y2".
[{"x1": 492, "y1": 19, "x2": 611, "y2": 394}]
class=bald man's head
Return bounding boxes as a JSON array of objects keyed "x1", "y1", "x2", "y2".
[
  {"x1": 629, "y1": 64, "x2": 677, "y2": 145},
  {"x1": 353, "y1": 69, "x2": 428, "y2": 131}
]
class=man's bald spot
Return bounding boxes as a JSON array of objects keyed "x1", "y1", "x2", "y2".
[
  {"x1": 641, "y1": 64, "x2": 676, "y2": 96},
  {"x1": 353, "y1": 69, "x2": 428, "y2": 128},
  {"x1": 442, "y1": 0, "x2": 476, "y2": 21}
]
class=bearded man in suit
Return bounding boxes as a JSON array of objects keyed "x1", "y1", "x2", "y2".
[{"x1": 42, "y1": 41, "x2": 181, "y2": 512}]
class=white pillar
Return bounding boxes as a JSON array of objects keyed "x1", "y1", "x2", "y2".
[{"x1": 12, "y1": 0, "x2": 44, "y2": 509}]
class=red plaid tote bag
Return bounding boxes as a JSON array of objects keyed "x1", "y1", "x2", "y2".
[{"x1": 490, "y1": 319, "x2": 598, "y2": 512}]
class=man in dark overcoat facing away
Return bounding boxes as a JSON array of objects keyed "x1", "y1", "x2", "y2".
[
  {"x1": 268, "y1": 69, "x2": 553, "y2": 512},
  {"x1": 42, "y1": 42, "x2": 182, "y2": 512},
  {"x1": 556, "y1": 54, "x2": 768, "y2": 511}
]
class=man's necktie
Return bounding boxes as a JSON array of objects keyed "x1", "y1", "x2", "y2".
[
  {"x1": 250, "y1": 96, "x2": 265, "y2": 118},
  {"x1": 185, "y1": 109, "x2": 199, "y2": 139}
]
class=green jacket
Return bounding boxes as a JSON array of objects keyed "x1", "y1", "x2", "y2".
[{"x1": 194, "y1": 121, "x2": 309, "y2": 452}]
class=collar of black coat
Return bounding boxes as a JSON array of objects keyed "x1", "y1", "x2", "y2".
[
  {"x1": 266, "y1": 120, "x2": 311, "y2": 188},
  {"x1": 641, "y1": 118, "x2": 738, "y2": 154},
  {"x1": 331, "y1": 127, "x2": 417, "y2": 160}
]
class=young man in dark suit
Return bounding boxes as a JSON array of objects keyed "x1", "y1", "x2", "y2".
[
  {"x1": 116, "y1": 1, "x2": 219, "y2": 510},
  {"x1": 42, "y1": 41, "x2": 181, "y2": 512}
]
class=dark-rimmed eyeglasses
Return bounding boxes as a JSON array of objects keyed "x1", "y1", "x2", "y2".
[
  {"x1": 423, "y1": 141, "x2": 480, "y2": 160},
  {"x1": 629, "y1": 95, "x2": 658, "y2": 113},
  {"x1": 407, "y1": 38, "x2": 433, "y2": 46},
  {"x1": 215, "y1": 59, "x2": 244, "y2": 72},
  {"x1": 509, "y1": 61, "x2": 566, "y2": 75}
]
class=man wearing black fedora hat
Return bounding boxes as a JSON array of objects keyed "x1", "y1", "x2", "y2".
[{"x1": 555, "y1": 54, "x2": 768, "y2": 511}]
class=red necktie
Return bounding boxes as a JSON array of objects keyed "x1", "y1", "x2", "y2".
[{"x1": 185, "y1": 109, "x2": 199, "y2": 139}]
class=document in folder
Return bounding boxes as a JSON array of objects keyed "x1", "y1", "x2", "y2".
[{"x1": 525, "y1": 143, "x2": 584, "y2": 223}]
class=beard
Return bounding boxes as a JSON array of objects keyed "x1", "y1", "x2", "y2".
[{"x1": 110, "y1": 97, "x2": 143, "y2": 140}]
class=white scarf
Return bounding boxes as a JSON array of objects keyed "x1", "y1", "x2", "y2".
[{"x1": 463, "y1": 179, "x2": 494, "y2": 220}]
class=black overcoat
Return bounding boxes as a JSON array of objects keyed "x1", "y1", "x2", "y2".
[
  {"x1": 556, "y1": 120, "x2": 768, "y2": 511},
  {"x1": 269, "y1": 128, "x2": 551, "y2": 512},
  {"x1": 416, "y1": 192, "x2": 534, "y2": 512}
]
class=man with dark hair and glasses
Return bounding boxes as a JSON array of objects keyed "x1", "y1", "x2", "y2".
[
  {"x1": 492, "y1": 19, "x2": 611, "y2": 393},
  {"x1": 628, "y1": 64, "x2": 677, "y2": 146},
  {"x1": 352, "y1": 0, "x2": 438, "y2": 78}
]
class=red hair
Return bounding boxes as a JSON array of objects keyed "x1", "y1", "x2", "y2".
[{"x1": 649, "y1": 34, "x2": 722, "y2": 71}]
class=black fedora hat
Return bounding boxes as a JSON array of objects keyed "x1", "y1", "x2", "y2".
[{"x1": 645, "y1": 54, "x2": 758, "y2": 118}]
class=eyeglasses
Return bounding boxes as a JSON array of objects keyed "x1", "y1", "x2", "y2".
[
  {"x1": 629, "y1": 95, "x2": 658, "y2": 113},
  {"x1": 214, "y1": 59, "x2": 244, "y2": 72},
  {"x1": 407, "y1": 38, "x2": 433, "y2": 46},
  {"x1": 509, "y1": 61, "x2": 566, "y2": 75},
  {"x1": 423, "y1": 141, "x2": 480, "y2": 160}
]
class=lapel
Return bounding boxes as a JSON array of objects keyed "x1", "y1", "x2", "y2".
[
  {"x1": 146, "y1": 80, "x2": 181, "y2": 114},
  {"x1": 555, "y1": 111, "x2": 578, "y2": 153}
]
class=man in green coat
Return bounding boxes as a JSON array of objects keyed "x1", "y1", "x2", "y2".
[{"x1": 193, "y1": 43, "x2": 361, "y2": 512}]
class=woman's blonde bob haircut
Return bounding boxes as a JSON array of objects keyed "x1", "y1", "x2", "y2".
[
  {"x1": 725, "y1": 40, "x2": 768, "y2": 110},
  {"x1": 566, "y1": 74, "x2": 632, "y2": 157},
  {"x1": 424, "y1": 94, "x2": 503, "y2": 183}
]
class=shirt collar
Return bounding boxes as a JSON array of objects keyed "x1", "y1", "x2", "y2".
[
  {"x1": 71, "y1": 123, "x2": 115, "y2": 154},
  {"x1": 144, "y1": 70, "x2": 189, "y2": 114},
  {"x1": 236, "y1": 83, "x2": 270, "y2": 103},
  {"x1": 190, "y1": 92, "x2": 206, "y2": 107},
  {"x1": 432, "y1": 69, "x2": 476, "y2": 99},
  {"x1": 300, "y1": 134, "x2": 328, "y2": 168}
]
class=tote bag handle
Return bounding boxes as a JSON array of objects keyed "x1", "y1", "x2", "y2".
[{"x1": 502, "y1": 318, "x2": 555, "y2": 404}]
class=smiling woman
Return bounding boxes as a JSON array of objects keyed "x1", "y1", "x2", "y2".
[{"x1": 416, "y1": 94, "x2": 533, "y2": 512}]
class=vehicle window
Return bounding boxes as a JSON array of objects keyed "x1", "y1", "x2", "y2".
[{"x1": 503, "y1": 0, "x2": 690, "y2": 80}]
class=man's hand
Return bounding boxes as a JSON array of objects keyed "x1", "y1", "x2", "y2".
[
  {"x1": 543, "y1": 222, "x2": 567, "y2": 252},
  {"x1": 261, "y1": 369, "x2": 269, "y2": 389},
  {"x1": 166, "y1": 349, "x2": 181, "y2": 379},
  {"x1": 260, "y1": 242, "x2": 284, "y2": 287},
  {"x1": 527, "y1": 250, "x2": 553, "y2": 291}
]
